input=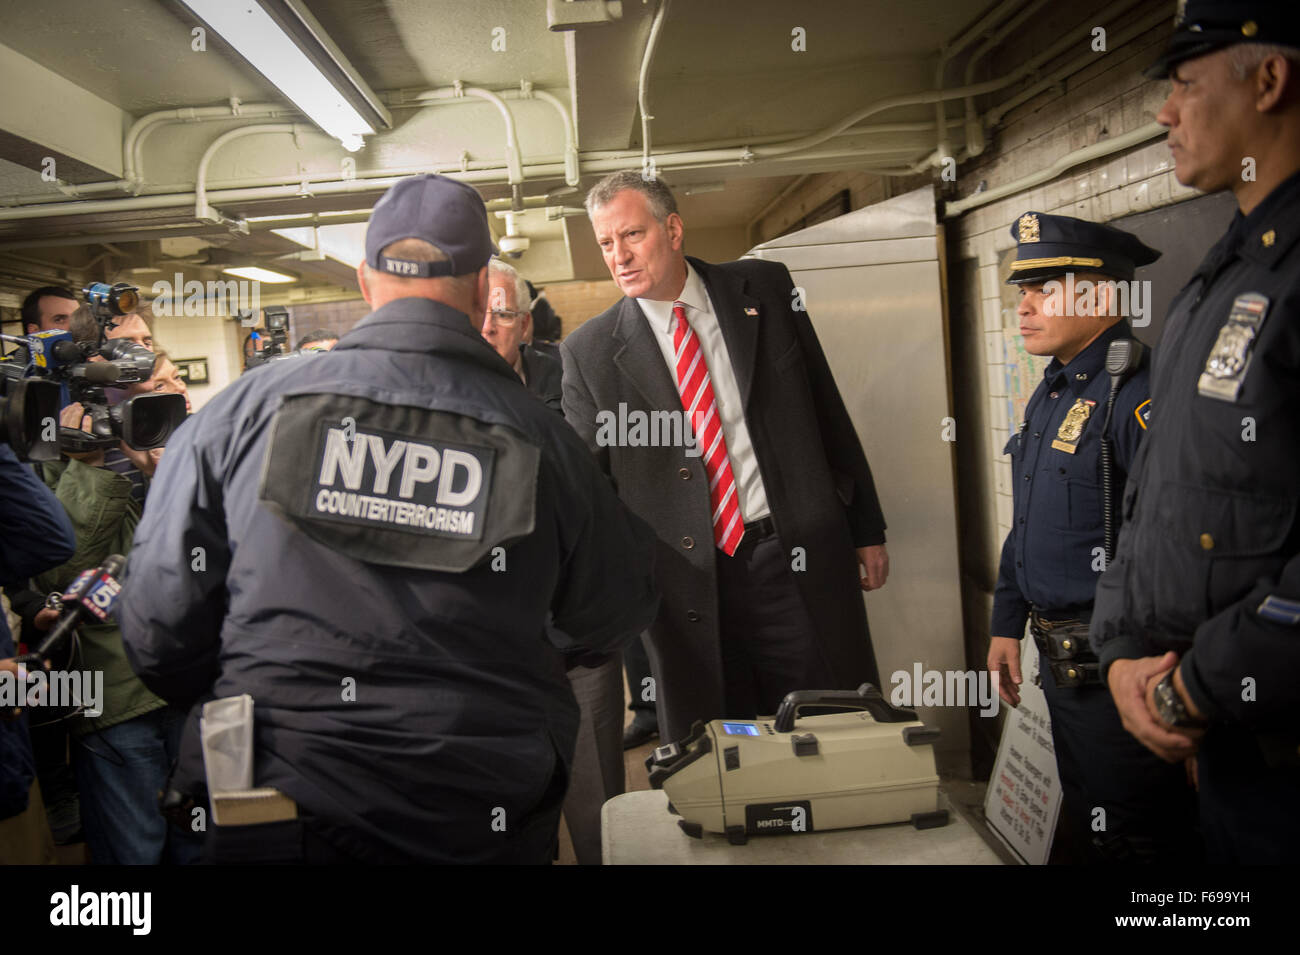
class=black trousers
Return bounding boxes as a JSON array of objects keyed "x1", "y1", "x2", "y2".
[
  {"x1": 715, "y1": 528, "x2": 835, "y2": 719},
  {"x1": 1040, "y1": 664, "x2": 1202, "y2": 864},
  {"x1": 1197, "y1": 723, "x2": 1300, "y2": 864}
]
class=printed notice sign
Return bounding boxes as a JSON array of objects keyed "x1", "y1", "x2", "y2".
[{"x1": 985, "y1": 637, "x2": 1062, "y2": 865}]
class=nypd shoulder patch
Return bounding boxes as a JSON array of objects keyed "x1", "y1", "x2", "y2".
[{"x1": 259, "y1": 392, "x2": 538, "y2": 572}]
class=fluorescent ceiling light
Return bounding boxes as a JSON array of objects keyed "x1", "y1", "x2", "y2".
[
  {"x1": 223, "y1": 266, "x2": 297, "y2": 284},
  {"x1": 180, "y1": 0, "x2": 390, "y2": 152}
]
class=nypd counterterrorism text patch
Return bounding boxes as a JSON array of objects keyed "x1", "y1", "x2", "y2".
[{"x1": 259, "y1": 392, "x2": 538, "y2": 572}]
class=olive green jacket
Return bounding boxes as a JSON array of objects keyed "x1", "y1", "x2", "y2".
[{"x1": 35, "y1": 459, "x2": 165, "y2": 736}]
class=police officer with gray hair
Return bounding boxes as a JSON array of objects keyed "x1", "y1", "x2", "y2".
[
  {"x1": 1091, "y1": 1, "x2": 1300, "y2": 863},
  {"x1": 118, "y1": 174, "x2": 658, "y2": 864}
]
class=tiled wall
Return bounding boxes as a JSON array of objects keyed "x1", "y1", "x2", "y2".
[
  {"x1": 949, "y1": 9, "x2": 1196, "y2": 635},
  {"x1": 745, "y1": 3, "x2": 1201, "y2": 677}
]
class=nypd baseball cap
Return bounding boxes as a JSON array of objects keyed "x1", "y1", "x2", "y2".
[
  {"x1": 1005, "y1": 212, "x2": 1161, "y2": 285},
  {"x1": 1146, "y1": 1, "x2": 1300, "y2": 79},
  {"x1": 365, "y1": 174, "x2": 497, "y2": 278}
]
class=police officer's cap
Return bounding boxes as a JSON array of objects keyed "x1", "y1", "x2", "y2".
[
  {"x1": 1146, "y1": 1, "x2": 1300, "y2": 79},
  {"x1": 1005, "y1": 212, "x2": 1161, "y2": 285},
  {"x1": 365, "y1": 174, "x2": 497, "y2": 278}
]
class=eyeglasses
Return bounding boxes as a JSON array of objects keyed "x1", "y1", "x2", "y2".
[{"x1": 485, "y1": 308, "x2": 528, "y2": 327}]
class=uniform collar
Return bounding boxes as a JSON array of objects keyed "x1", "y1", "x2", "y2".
[
  {"x1": 1233, "y1": 167, "x2": 1300, "y2": 270},
  {"x1": 1043, "y1": 320, "x2": 1133, "y2": 391},
  {"x1": 332, "y1": 296, "x2": 519, "y2": 381}
]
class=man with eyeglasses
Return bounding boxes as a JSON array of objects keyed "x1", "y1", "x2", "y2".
[{"x1": 483, "y1": 258, "x2": 563, "y2": 413}]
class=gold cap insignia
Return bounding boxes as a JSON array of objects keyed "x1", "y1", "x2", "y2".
[
  {"x1": 1262, "y1": 229, "x2": 1276, "y2": 247},
  {"x1": 1242, "y1": 20, "x2": 1258, "y2": 37},
  {"x1": 1018, "y1": 213, "x2": 1040, "y2": 244}
]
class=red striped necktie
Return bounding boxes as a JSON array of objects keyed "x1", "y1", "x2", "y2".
[{"x1": 672, "y1": 301, "x2": 744, "y2": 555}]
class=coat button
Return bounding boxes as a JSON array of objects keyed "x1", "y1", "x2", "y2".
[
  {"x1": 686, "y1": 610, "x2": 701, "y2": 622},
  {"x1": 682, "y1": 536, "x2": 695, "y2": 550},
  {"x1": 1200, "y1": 533, "x2": 1214, "y2": 550},
  {"x1": 679, "y1": 467, "x2": 690, "y2": 479},
  {"x1": 1062, "y1": 639, "x2": 1073, "y2": 651}
]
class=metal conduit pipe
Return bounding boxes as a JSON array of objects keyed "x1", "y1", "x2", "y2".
[
  {"x1": 195, "y1": 124, "x2": 308, "y2": 225},
  {"x1": 0, "y1": 139, "x2": 932, "y2": 224},
  {"x1": 984, "y1": 3, "x2": 1171, "y2": 127},
  {"x1": 407, "y1": 85, "x2": 525, "y2": 204},
  {"x1": 934, "y1": 0, "x2": 1026, "y2": 169},
  {"x1": 638, "y1": 0, "x2": 671, "y2": 172},
  {"x1": 943, "y1": 121, "x2": 1165, "y2": 216},
  {"x1": 502, "y1": 86, "x2": 580, "y2": 186},
  {"x1": 893, "y1": 0, "x2": 1156, "y2": 181},
  {"x1": 961, "y1": 0, "x2": 1053, "y2": 157}
]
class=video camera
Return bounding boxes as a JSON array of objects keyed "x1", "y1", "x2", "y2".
[
  {"x1": 242, "y1": 305, "x2": 291, "y2": 370},
  {"x1": 0, "y1": 282, "x2": 187, "y2": 462}
]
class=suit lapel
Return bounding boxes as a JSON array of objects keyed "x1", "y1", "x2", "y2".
[
  {"x1": 613, "y1": 297, "x2": 683, "y2": 412},
  {"x1": 691, "y1": 257, "x2": 761, "y2": 408}
]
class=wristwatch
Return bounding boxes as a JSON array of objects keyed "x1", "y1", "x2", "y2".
[{"x1": 1153, "y1": 671, "x2": 1206, "y2": 729}]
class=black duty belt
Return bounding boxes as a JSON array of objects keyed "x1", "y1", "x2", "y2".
[
  {"x1": 1029, "y1": 606, "x2": 1100, "y2": 688},
  {"x1": 741, "y1": 516, "x2": 776, "y2": 543}
]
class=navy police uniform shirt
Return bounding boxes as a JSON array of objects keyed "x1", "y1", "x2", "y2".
[
  {"x1": 992, "y1": 320, "x2": 1150, "y2": 637},
  {"x1": 1092, "y1": 169, "x2": 1300, "y2": 734},
  {"x1": 117, "y1": 295, "x2": 658, "y2": 864}
]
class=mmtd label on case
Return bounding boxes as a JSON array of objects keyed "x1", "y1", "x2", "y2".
[{"x1": 744, "y1": 800, "x2": 813, "y2": 834}]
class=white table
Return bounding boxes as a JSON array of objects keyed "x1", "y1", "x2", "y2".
[{"x1": 601, "y1": 789, "x2": 1005, "y2": 865}]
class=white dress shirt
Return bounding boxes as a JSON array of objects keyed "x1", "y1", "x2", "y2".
[{"x1": 637, "y1": 262, "x2": 771, "y2": 523}]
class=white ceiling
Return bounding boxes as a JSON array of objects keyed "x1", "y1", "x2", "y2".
[{"x1": 0, "y1": 0, "x2": 1070, "y2": 297}]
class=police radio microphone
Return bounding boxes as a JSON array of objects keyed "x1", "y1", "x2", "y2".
[
  {"x1": 1100, "y1": 339, "x2": 1148, "y2": 563},
  {"x1": 17, "y1": 554, "x2": 126, "y2": 670},
  {"x1": 1105, "y1": 338, "x2": 1146, "y2": 380}
]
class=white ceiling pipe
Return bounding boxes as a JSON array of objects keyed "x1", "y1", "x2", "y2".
[
  {"x1": 194, "y1": 124, "x2": 307, "y2": 224},
  {"x1": 407, "y1": 85, "x2": 523, "y2": 187},
  {"x1": 502, "y1": 85, "x2": 580, "y2": 186},
  {"x1": 943, "y1": 121, "x2": 1164, "y2": 217},
  {"x1": 960, "y1": 0, "x2": 1053, "y2": 157},
  {"x1": 933, "y1": 0, "x2": 1025, "y2": 170},
  {"x1": 577, "y1": 119, "x2": 969, "y2": 162},
  {"x1": 985, "y1": 3, "x2": 1171, "y2": 128},
  {"x1": 638, "y1": 0, "x2": 671, "y2": 173},
  {"x1": 0, "y1": 137, "x2": 931, "y2": 227},
  {"x1": 887, "y1": 0, "x2": 1164, "y2": 184}
]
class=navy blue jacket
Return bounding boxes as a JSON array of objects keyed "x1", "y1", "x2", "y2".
[
  {"x1": 0, "y1": 444, "x2": 76, "y2": 820},
  {"x1": 1092, "y1": 170, "x2": 1300, "y2": 736},
  {"x1": 118, "y1": 297, "x2": 658, "y2": 862},
  {"x1": 993, "y1": 321, "x2": 1150, "y2": 637}
]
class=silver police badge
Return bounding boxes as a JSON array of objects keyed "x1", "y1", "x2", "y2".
[{"x1": 1198, "y1": 292, "x2": 1270, "y2": 402}]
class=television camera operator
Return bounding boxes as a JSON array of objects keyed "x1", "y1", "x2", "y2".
[{"x1": 2, "y1": 283, "x2": 192, "y2": 863}]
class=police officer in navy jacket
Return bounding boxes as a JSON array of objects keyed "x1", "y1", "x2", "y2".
[
  {"x1": 118, "y1": 175, "x2": 658, "y2": 864},
  {"x1": 989, "y1": 211, "x2": 1199, "y2": 862}
]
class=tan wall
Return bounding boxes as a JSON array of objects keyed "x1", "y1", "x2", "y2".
[{"x1": 541, "y1": 279, "x2": 623, "y2": 338}]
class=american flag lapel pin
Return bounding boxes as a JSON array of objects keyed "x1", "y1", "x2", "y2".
[{"x1": 744, "y1": 307, "x2": 758, "y2": 316}]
